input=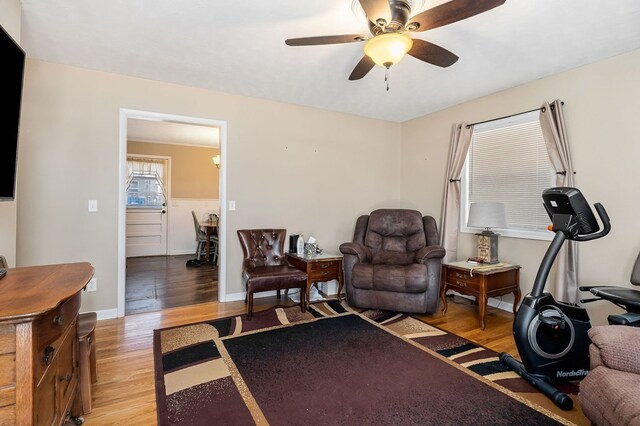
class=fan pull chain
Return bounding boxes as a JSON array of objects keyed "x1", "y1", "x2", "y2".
[{"x1": 385, "y1": 66, "x2": 390, "y2": 91}]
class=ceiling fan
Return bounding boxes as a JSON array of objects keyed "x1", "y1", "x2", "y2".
[{"x1": 285, "y1": 0, "x2": 506, "y2": 81}]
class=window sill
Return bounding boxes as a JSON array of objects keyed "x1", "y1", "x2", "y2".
[
  {"x1": 460, "y1": 226, "x2": 554, "y2": 242},
  {"x1": 126, "y1": 205, "x2": 164, "y2": 210}
]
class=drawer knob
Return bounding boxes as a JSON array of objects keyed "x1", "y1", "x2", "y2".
[
  {"x1": 53, "y1": 315, "x2": 65, "y2": 326},
  {"x1": 59, "y1": 373, "x2": 72, "y2": 382},
  {"x1": 321, "y1": 263, "x2": 330, "y2": 269},
  {"x1": 44, "y1": 345, "x2": 55, "y2": 365},
  {"x1": 455, "y1": 280, "x2": 467, "y2": 288}
]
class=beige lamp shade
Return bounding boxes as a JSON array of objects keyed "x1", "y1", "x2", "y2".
[
  {"x1": 363, "y1": 33, "x2": 413, "y2": 68},
  {"x1": 467, "y1": 202, "x2": 507, "y2": 230}
]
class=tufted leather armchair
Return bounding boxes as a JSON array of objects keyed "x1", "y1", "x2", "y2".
[
  {"x1": 339, "y1": 209, "x2": 446, "y2": 314},
  {"x1": 237, "y1": 229, "x2": 307, "y2": 319}
]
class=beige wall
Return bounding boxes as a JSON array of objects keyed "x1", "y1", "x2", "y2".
[
  {"x1": 0, "y1": 0, "x2": 21, "y2": 267},
  {"x1": 16, "y1": 42, "x2": 639, "y2": 321},
  {"x1": 400, "y1": 49, "x2": 640, "y2": 325},
  {"x1": 128, "y1": 140, "x2": 219, "y2": 199},
  {"x1": 17, "y1": 60, "x2": 401, "y2": 312}
]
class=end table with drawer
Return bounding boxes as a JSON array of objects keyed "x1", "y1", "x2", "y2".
[
  {"x1": 440, "y1": 261, "x2": 521, "y2": 330},
  {"x1": 286, "y1": 253, "x2": 344, "y2": 307}
]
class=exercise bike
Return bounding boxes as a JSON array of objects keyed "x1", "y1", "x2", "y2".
[
  {"x1": 579, "y1": 252, "x2": 640, "y2": 327},
  {"x1": 499, "y1": 187, "x2": 611, "y2": 410}
]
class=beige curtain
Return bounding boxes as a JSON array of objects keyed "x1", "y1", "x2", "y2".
[
  {"x1": 540, "y1": 100, "x2": 578, "y2": 303},
  {"x1": 440, "y1": 123, "x2": 473, "y2": 262}
]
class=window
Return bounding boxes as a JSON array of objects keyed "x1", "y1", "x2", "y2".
[
  {"x1": 126, "y1": 158, "x2": 167, "y2": 208},
  {"x1": 460, "y1": 110, "x2": 556, "y2": 240}
]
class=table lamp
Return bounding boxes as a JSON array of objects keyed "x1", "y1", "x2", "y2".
[{"x1": 467, "y1": 202, "x2": 507, "y2": 264}]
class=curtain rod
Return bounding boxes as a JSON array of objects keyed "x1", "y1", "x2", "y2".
[{"x1": 465, "y1": 101, "x2": 565, "y2": 129}]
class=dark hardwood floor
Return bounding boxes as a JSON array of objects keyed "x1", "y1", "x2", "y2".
[{"x1": 125, "y1": 254, "x2": 218, "y2": 315}]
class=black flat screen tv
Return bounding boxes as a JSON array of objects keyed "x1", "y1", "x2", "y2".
[{"x1": 0, "y1": 24, "x2": 25, "y2": 201}]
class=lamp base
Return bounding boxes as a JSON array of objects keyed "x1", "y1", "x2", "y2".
[{"x1": 476, "y1": 231, "x2": 500, "y2": 264}]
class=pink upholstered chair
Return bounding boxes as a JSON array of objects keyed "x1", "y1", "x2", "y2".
[{"x1": 578, "y1": 325, "x2": 640, "y2": 425}]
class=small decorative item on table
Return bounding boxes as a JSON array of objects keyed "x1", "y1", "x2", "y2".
[
  {"x1": 304, "y1": 243, "x2": 318, "y2": 257},
  {"x1": 467, "y1": 202, "x2": 508, "y2": 264}
]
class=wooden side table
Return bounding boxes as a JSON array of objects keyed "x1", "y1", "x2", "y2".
[
  {"x1": 286, "y1": 253, "x2": 344, "y2": 307},
  {"x1": 440, "y1": 261, "x2": 521, "y2": 330}
]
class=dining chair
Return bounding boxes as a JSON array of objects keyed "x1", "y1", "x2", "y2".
[{"x1": 191, "y1": 211, "x2": 217, "y2": 262}]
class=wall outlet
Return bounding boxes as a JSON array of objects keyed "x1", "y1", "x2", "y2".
[
  {"x1": 86, "y1": 277, "x2": 97, "y2": 292},
  {"x1": 229, "y1": 201, "x2": 236, "y2": 211},
  {"x1": 88, "y1": 200, "x2": 98, "y2": 212}
]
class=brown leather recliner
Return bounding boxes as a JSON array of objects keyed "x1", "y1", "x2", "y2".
[
  {"x1": 339, "y1": 209, "x2": 446, "y2": 314},
  {"x1": 237, "y1": 229, "x2": 307, "y2": 319}
]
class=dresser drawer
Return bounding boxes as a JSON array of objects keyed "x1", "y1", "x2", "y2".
[
  {"x1": 309, "y1": 268, "x2": 339, "y2": 281},
  {"x1": 308, "y1": 260, "x2": 340, "y2": 281},
  {"x1": 35, "y1": 293, "x2": 81, "y2": 382},
  {"x1": 446, "y1": 268, "x2": 481, "y2": 284},
  {"x1": 446, "y1": 268, "x2": 481, "y2": 292},
  {"x1": 309, "y1": 260, "x2": 340, "y2": 273},
  {"x1": 0, "y1": 354, "x2": 15, "y2": 388},
  {"x1": 56, "y1": 325, "x2": 77, "y2": 417}
]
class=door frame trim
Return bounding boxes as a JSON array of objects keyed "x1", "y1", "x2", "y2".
[{"x1": 117, "y1": 109, "x2": 228, "y2": 317}]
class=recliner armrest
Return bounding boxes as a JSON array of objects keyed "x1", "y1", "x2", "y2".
[
  {"x1": 588, "y1": 325, "x2": 640, "y2": 375},
  {"x1": 414, "y1": 245, "x2": 446, "y2": 264},
  {"x1": 339, "y1": 242, "x2": 371, "y2": 263}
]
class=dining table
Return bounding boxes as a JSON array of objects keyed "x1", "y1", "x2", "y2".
[{"x1": 199, "y1": 220, "x2": 218, "y2": 263}]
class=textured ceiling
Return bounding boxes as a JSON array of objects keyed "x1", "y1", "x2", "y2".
[{"x1": 20, "y1": 0, "x2": 640, "y2": 122}]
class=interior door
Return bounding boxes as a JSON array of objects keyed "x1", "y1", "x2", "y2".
[
  {"x1": 125, "y1": 157, "x2": 169, "y2": 257},
  {"x1": 126, "y1": 207, "x2": 167, "y2": 257}
]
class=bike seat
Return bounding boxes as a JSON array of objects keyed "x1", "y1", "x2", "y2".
[{"x1": 590, "y1": 287, "x2": 640, "y2": 312}]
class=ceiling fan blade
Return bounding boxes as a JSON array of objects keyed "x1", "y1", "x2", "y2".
[
  {"x1": 407, "y1": 39, "x2": 459, "y2": 67},
  {"x1": 408, "y1": 0, "x2": 505, "y2": 32},
  {"x1": 285, "y1": 34, "x2": 367, "y2": 46},
  {"x1": 349, "y1": 56, "x2": 375, "y2": 80},
  {"x1": 359, "y1": 0, "x2": 391, "y2": 24}
]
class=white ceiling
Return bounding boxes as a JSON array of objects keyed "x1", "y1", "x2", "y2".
[
  {"x1": 20, "y1": 0, "x2": 640, "y2": 122},
  {"x1": 127, "y1": 118, "x2": 219, "y2": 148}
]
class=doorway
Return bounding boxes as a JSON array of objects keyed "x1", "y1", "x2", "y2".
[{"x1": 117, "y1": 109, "x2": 228, "y2": 317}]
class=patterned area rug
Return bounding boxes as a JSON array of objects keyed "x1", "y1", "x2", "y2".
[{"x1": 154, "y1": 301, "x2": 588, "y2": 425}]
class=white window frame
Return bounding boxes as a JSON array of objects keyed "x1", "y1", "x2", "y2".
[{"x1": 459, "y1": 110, "x2": 554, "y2": 241}]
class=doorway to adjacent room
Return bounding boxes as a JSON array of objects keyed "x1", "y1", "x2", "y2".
[{"x1": 117, "y1": 109, "x2": 228, "y2": 317}]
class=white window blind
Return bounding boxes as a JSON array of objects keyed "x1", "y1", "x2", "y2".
[{"x1": 461, "y1": 111, "x2": 556, "y2": 239}]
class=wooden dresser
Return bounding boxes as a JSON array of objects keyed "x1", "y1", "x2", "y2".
[{"x1": 0, "y1": 263, "x2": 94, "y2": 426}]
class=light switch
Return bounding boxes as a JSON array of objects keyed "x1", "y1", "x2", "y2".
[
  {"x1": 88, "y1": 200, "x2": 98, "y2": 212},
  {"x1": 229, "y1": 201, "x2": 236, "y2": 211}
]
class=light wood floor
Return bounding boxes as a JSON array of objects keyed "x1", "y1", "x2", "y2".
[{"x1": 84, "y1": 294, "x2": 519, "y2": 424}]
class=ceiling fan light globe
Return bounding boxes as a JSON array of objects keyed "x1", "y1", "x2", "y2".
[{"x1": 363, "y1": 32, "x2": 413, "y2": 67}]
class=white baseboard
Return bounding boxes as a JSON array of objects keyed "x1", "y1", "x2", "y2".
[
  {"x1": 223, "y1": 290, "x2": 279, "y2": 302},
  {"x1": 83, "y1": 308, "x2": 119, "y2": 320},
  {"x1": 447, "y1": 291, "x2": 515, "y2": 313},
  {"x1": 168, "y1": 249, "x2": 196, "y2": 256}
]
